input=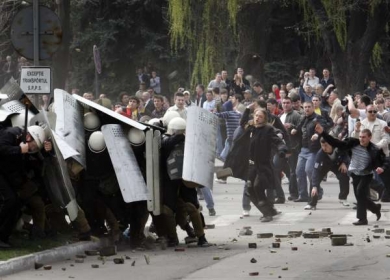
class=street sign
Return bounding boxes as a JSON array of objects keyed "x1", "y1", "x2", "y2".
[
  {"x1": 10, "y1": 5, "x2": 62, "y2": 60},
  {"x1": 20, "y1": 66, "x2": 51, "y2": 94}
]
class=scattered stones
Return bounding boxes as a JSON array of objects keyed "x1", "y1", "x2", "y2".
[
  {"x1": 331, "y1": 236, "x2": 347, "y2": 246},
  {"x1": 113, "y1": 258, "x2": 124, "y2": 264},
  {"x1": 250, "y1": 258, "x2": 257, "y2": 263},
  {"x1": 366, "y1": 237, "x2": 371, "y2": 243},
  {"x1": 175, "y1": 247, "x2": 186, "y2": 252},
  {"x1": 272, "y1": 243, "x2": 281, "y2": 248},
  {"x1": 248, "y1": 243, "x2": 257, "y2": 249},
  {"x1": 43, "y1": 265, "x2": 52, "y2": 270},
  {"x1": 387, "y1": 254, "x2": 390, "y2": 258},
  {"x1": 213, "y1": 256, "x2": 220, "y2": 260},
  {"x1": 291, "y1": 247, "x2": 298, "y2": 251},
  {"x1": 303, "y1": 233, "x2": 320, "y2": 239},
  {"x1": 91, "y1": 264, "x2": 99, "y2": 269},
  {"x1": 308, "y1": 228, "x2": 315, "y2": 232},
  {"x1": 34, "y1": 263, "x2": 44, "y2": 270},
  {"x1": 125, "y1": 255, "x2": 131, "y2": 260},
  {"x1": 372, "y1": 228, "x2": 384, "y2": 233},
  {"x1": 76, "y1": 254, "x2": 87, "y2": 259},
  {"x1": 144, "y1": 254, "x2": 150, "y2": 265},
  {"x1": 243, "y1": 226, "x2": 252, "y2": 230},
  {"x1": 386, "y1": 230, "x2": 390, "y2": 235},
  {"x1": 240, "y1": 228, "x2": 253, "y2": 236},
  {"x1": 131, "y1": 261, "x2": 136, "y2": 266},
  {"x1": 275, "y1": 238, "x2": 281, "y2": 242},
  {"x1": 275, "y1": 235, "x2": 289, "y2": 238},
  {"x1": 70, "y1": 264, "x2": 74, "y2": 267},
  {"x1": 75, "y1": 258, "x2": 84, "y2": 264},
  {"x1": 85, "y1": 250, "x2": 99, "y2": 256},
  {"x1": 231, "y1": 238, "x2": 238, "y2": 242},
  {"x1": 282, "y1": 267, "x2": 288, "y2": 271},
  {"x1": 249, "y1": 272, "x2": 259, "y2": 276},
  {"x1": 270, "y1": 250, "x2": 277, "y2": 253},
  {"x1": 257, "y1": 233, "x2": 273, "y2": 238},
  {"x1": 99, "y1": 246, "x2": 117, "y2": 257},
  {"x1": 373, "y1": 225, "x2": 379, "y2": 228},
  {"x1": 385, "y1": 236, "x2": 390, "y2": 239},
  {"x1": 62, "y1": 268, "x2": 66, "y2": 271},
  {"x1": 288, "y1": 231, "x2": 302, "y2": 237},
  {"x1": 373, "y1": 235, "x2": 380, "y2": 239},
  {"x1": 322, "y1": 228, "x2": 332, "y2": 233}
]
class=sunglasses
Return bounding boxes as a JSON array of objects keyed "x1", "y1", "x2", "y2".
[{"x1": 367, "y1": 110, "x2": 378, "y2": 114}]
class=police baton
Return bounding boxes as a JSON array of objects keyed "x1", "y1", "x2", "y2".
[{"x1": 20, "y1": 95, "x2": 33, "y2": 143}]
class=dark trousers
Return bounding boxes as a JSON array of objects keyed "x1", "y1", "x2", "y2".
[
  {"x1": 351, "y1": 174, "x2": 380, "y2": 221},
  {"x1": 379, "y1": 167, "x2": 390, "y2": 200},
  {"x1": 247, "y1": 165, "x2": 274, "y2": 217},
  {"x1": 309, "y1": 164, "x2": 350, "y2": 206},
  {"x1": 0, "y1": 174, "x2": 20, "y2": 242},
  {"x1": 287, "y1": 148, "x2": 299, "y2": 198}
]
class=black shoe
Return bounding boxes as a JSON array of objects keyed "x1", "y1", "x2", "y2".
[
  {"x1": 288, "y1": 196, "x2": 298, "y2": 201},
  {"x1": 274, "y1": 198, "x2": 285, "y2": 204},
  {"x1": 271, "y1": 209, "x2": 282, "y2": 216},
  {"x1": 197, "y1": 235, "x2": 210, "y2": 247},
  {"x1": 260, "y1": 216, "x2": 273, "y2": 223},
  {"x1": 353, "y1": 220, "x2": 368, "y2": 226},
  {"x1": 184, "y1": 223, "x2": 196, "y2": 238},
  {"x1": 208, "y1": 208, "x2": 216, "y2": 216},
  {"x1": 294, "y1": 197, "x2": 308, "y2": 202},
  {"x1": 376, "y1": 204, "x2": 382, "y2": 221}
]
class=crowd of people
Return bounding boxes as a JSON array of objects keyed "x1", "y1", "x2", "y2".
[{"x1": 1, "y1": 64, "x2": 390, "y2": 250}]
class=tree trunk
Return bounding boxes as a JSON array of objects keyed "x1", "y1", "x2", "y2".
[
  {"x1": 237, "y1": 2, "x2": 274, "y2": 84},
  {"x1": 307, "y1": 0, "x2": 389, "y2": 97},
  {"x1": 52, "y1": 0, "x2": 71, "y2": 91}
]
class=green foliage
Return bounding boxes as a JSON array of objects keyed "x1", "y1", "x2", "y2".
[{"x1": 371, "y1": 42, "x2": 383, "y2": 69}]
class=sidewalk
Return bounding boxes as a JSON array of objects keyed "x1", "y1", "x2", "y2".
[{"x1": 0, "y1": 239, "x2": 105, "y2": 277}]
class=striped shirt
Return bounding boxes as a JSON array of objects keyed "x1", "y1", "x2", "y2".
[
  {"x1": 348, "y1": 145, "x2": 372, "y2": 175},
  {"x1": 214, "y1": 110, "x2": 242, "y2": 139}
]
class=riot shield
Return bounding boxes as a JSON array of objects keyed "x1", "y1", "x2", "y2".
[
  {"x1": 53, "y1": 89, "x2": 86, "y2": 168},
  {"x1": 101, "y1": 124, "x2": 149, "y2": 203},
  {"x1": 183, "y1": 107, "x2": 218, "y2": 188},
  {"x1": 152, "y1": 130, "x2": 161, "y2": 215},
  {"x1": 41, "y1": 110, "x2": 79, "y2": 221}
]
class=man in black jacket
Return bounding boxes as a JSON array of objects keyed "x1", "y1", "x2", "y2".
[
  {"x1": 304, "y1": 137, "x2": 350, "y2": 210},
  {"x1": 315, "y1": 124, "x2": 387, "y2": 225}
]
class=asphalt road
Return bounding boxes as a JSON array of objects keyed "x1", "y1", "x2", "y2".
[{"x1": 3, "y1": 176, "x2": 390, "y2": 280}]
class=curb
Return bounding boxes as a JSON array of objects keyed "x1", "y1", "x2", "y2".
[{"x1": 0, "y1": 239, "x2": 105, "y2": 277}]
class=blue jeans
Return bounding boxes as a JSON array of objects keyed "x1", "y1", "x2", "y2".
[
  {"x1": 296, "y1": 148, "x2": 317, "y2": 200},
  {"x1": 200, "y1": 187, "x2": 215, "y2": 210},
  {"x1": 220, "y1": 138, "x2": 232, "y2": 161}
]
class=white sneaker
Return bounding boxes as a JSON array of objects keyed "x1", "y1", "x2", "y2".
[
  {"x1": 242, "y1": 210, "x2": 250, "y2": 217},
  {"x1": 215, "y1": 179, "x2": 227, "y2": 184},
  {"x1": 339, "y1": 200, "x2": 350, "y2": 206},
  {"x1": 304, "y1": 204, "x2": 316, "y2": 210}
]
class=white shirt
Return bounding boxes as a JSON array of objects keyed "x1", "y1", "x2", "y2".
[
  {"x1": 167, "y1": 105, "x2": 187, "y2": 119},
  {"x1": 203, "y1": 100, "x2": 216, "y2": 112},
  {"x1": 280, "y1": 113, "x2": 287, "y2": 124},
  {"x1": 304, "y1": 76, "x2": 320, "y2": 88}
]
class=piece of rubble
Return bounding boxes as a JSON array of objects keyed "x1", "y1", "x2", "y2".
[
  {"x1": 131, "y1": 260, "x2": 136, "y2": 266},
  {"x1": 231, "y1": 238, "x2": 238, "y2": 242},
  {"x1": 113, "y1": 257, "x2": 124, "y2": 264},
  {"x1": 303, "y1": 233, "x2": 320, "y2": 239},
  {"x1": 75, "y1": 258, "x2": 84, "y2": 264},
  {"x1": 291, "y1": 247, "x2": 298, "y2": 251},
  {"x1": 308, "y1": 228, "x2": 315, "y2": 232},
  {"x1": 275, "y1": 238, "x2": 281, "y2": 242},
  {"x1": 70, "y1": 264, "x2": 74, "y2": 267},
  {"x1": 144, "y1": 254, "x2": 150, "y2": 265},
  {"x1": 366, "y1": 237, "x2": 371, "y2": 243},
  {"x1": 385, "y1": 236, "x2": 390, "y2": 239},
  {"x1": 76, "y1": 254, "x2": 87, "y2": 259},
  {"x1": 43, "y1": 265, "x2": 52, "y2": 270},
  {"x1": 288, "y1": 231, "x2": 302, "y2": 237},
  {"x1": 85, "y1": 250, "x2": 99, "y2": 256},
  {"x1": 322, "y1": 228, "x2": 332, "y2": 233},
  {"x1": 248, "y1": 243, "x2": 257, "y2": 249},
  {"x1": 275, "y1": 235, "x2": 290, "y2": 238},
  {"x1": 249, "y1": 272, "x2": 259, "y2": 276},
  {"x1": 372, "y1": 228, "x2": 384, "y2": 233},
  {"x1": 270, "y1": 250, "x2": 277, "y2": 253},
  {"x1": 62, "y1": 268, "x2": 66, "y2": 271},
  {"x1": 125, "y1": 255, "x2": 131, "y2": 260},
  {"x1": 250, "y1": 258, "x2": 257, "y2": 263},
  {"x1": 99, "y1": 246, "x2": 117, "y2": 257},
  {"x1": 91, "y1": 264, "x2": 99, "y2": 268},
  {"x1": 331, "y1": 236, "x2": 347, "y2": 246},
  {"x1": 257, "y1": 233, "x2": 273, "y2": 238},
  {"x1": 373, "y1": 235, "x2": 380, "y2": 239},
  {"x1": 386, "y1": 230, "x2": 390, "y2": 235},
  {"x1": 35, "y1": 263, "x2": 44, "y2": 270},
  {"x1": 282, "y1": 267, "x2": 288, "y2": 271},
  {"x1": 175, "y1": 247, "x2": 186, "y2": 252},
  {"x1": 373, "y1": 224, "x2": 379, "y2": 228},
  {"x1": 205, "y1": 224, "x2": 215, "y2": 229},
  {"x1": 387, "y1": 254, "x2": 390, "y2": 258},
  {"x1": 272, "y1": 243, "x2": 280, "y2": 248},
  {"x1": 213, "y1": 256, "x2": 220, "y2": 260},
  {"x1": 240, "y1": 228, "x2": 253, "y2": 236}
]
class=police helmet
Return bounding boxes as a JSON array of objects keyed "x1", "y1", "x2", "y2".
[
  {"x1": 167, "y1": 117, "x2": 186, "y2": 134},
  {"x1": 88, "y1": 131, "x2": 106, "y2": 153},
  {"x1": 27, "y1": 125, "x2": 46, "y2": 150},
  {"x1": 162, "y1": 111, "x2": 180, "y2": 127},
  {"x1": 84, "y1": 112, "x2": 101, "y2": 131},
  {"x1": 127, "y1": 128, "x2": 146, "y2": 146}
]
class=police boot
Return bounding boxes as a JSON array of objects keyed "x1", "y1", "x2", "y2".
[
  {"x1": 185, "y1": 202, "x2": 204, "y2": 238},
  {"x1": 197, "y1": 234, "x2": 209, "y2": 247}
]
